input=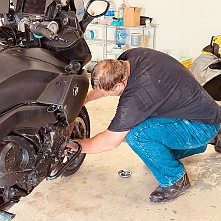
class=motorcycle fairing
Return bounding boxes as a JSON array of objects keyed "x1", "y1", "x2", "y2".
[
  {"x1": 20, "y1": 48, "x2": 67, "y2": 69},
  {"x1": 38, "y1": 69, "x2": 89, "y2": 123},
  {"x1": 0, "y1": 46, "x2": 88, "y2": 124},
  {"x1": 0, "y1": 48, "x2": 65, "y2": 114},
  {"x1": 43, "y1": 27, "x2": 92, "y2": 66},
  {"x1": 0, "y1": 105, "x2": 57, "y2": 140},
  {"x1": 12, "y1": 0, "x2": 55, "y2": 14},
  {"x1": 0, "y1": 47, "x2": 65, "y2": 82}
]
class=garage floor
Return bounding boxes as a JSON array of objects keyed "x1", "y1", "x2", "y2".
[{"x1": 10, "y1": 95, "x2": 221, "y2": 221}]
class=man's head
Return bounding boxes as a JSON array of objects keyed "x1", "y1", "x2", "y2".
[{"x1": 91, "y1": 59, "x2": 129, "y2": 95}]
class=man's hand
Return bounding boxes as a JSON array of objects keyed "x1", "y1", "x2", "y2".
[{"x1": 66, "y1": 140, "x2": 80, "y2": 152}]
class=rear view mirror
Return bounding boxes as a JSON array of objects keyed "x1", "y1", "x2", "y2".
[
  {"x1": 80, "y1": 0, "x2": 109, "y2": 32},
  {"x1": 86, "y1": 0, "x2": 109, "y2": 17}
]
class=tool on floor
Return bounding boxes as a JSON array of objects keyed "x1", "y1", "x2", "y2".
[{"x1": 118, "y1": 169, "x2": 132, "y2": 178}]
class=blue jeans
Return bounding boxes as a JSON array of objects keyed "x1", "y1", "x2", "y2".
[{"x1": 126, "y1": 117, "x2": 220, "y2": 187}]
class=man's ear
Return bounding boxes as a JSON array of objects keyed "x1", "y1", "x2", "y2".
[
  {"x1": 114, "y1": 82, "x2": 124, "y2": 90},
  {"x1": 119, "y1": 82, "x2": 125, "y2": 88}
]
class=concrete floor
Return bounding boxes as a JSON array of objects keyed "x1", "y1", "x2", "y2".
[{"x1": 9, "y1": 95, "x2": 221, "y2": 221}]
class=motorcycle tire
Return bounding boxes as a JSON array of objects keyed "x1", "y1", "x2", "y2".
[
  {"x1": 203, "y1": 77, "x2": 221, "y2": 153},
  {"x1": 61, "y1": 106, "x2": 90, "y2": 177},
  {"x1": 203, "y1": 75, "x2": 221, "y2": 101}
]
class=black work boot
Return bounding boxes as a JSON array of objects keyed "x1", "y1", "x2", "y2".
[
  {"x1": 209, "y1": 129, "x2": 221, "y2": 153},
  {"x1": 149, "y1": 173, "x2": 190, "y2": 203}
]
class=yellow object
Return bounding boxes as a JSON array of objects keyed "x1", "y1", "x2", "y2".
[
  {"x1": 211, "y1": 35, "x2": 221, "y2": 46},
  {"x1": 181, "y1": 60, "x2": 192, "y2": 69},
  {"x1": 202, "y1": 51, "x2": 215, "y2": 57},
  {"x1": 179, "y1": 57, "x2": 192, "y2": 69},
  {"x1": 211, "y1": 35, "x2": 221, "y2": 56},
  {"x1": 202, "y1": 35, "x2": 221, "y2": 58}
]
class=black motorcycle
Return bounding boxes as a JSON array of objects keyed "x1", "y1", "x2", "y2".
[{"x1": 0, "y1": 0, "x2": 109, "y2": 219}]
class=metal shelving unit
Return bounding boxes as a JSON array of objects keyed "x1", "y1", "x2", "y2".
[{"x1": 85, "y1": 23, "x2": 157, "y2": 61}]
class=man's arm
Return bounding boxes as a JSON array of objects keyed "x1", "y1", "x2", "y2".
[{"x1": 67, "y1": 130, "x2": 129, "y2": 154}]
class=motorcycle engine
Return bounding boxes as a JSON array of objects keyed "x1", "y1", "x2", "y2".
[
  {"x1": 0, "y1": 135, "x2": 37, "y2": 187},
  {"x1": 0, "y1": 123, "x2": 69, "y2": 190}
]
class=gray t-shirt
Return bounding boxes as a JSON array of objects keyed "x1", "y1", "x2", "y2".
[{"x1": 108, "y1": 48, "x2": 221, "y2": 132}]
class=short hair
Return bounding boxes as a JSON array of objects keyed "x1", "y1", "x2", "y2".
[{"x1": 91, "y1": 59, "x2": 128, "y2": 91}]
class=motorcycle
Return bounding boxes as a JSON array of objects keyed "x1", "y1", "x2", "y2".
[
  {"x1": 0, "y1": 0, "x2": 109, "y2": 219},
  {"x1": 190, "y1": 37, "x2": 221, "y2": 154}
]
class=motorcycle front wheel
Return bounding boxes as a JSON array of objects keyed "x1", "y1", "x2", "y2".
[{"x1": 61, "y1": 106, "x2": 90, "y2": 177}]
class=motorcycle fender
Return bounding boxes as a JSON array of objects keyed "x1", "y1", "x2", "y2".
[
  {"x1": 38, "y1": 69, "x2": 89, "y2": 123},
  {"x1": 0, "y1": 105, "x2": 57, "y2": 140}
]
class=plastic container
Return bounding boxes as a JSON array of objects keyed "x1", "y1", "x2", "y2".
[
  {"x1": 131, "y1": 33, "x2": 141, "y2": 46},
  {"x1": 102, "y1": 14, "x2": 113, "y2": 25},
  {"x1": 103, "y1": 0, "x2": 115, "y2": 24},
  {"x1": 118, "y1": 6, "x2": 124, "y2": 19},
  {"x1": 112, "y1": 18, "x2": 123, "y2": 26},
  {"x1": 115, "y1": 27, "x2": 127, "y2": 48},
  {"x1": 84, "y1": 29, "x2": 98, "y2": 40}
]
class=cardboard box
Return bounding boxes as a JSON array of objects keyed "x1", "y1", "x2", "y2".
[{"x1": 123, "y1": 7, "x2": 142, "y2": 27}]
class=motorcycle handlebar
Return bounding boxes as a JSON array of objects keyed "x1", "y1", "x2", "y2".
[{"x1": 29, "y1": 23, "x2": 59, "y2": 41}]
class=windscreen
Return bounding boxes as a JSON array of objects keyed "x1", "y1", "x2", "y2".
[{"x1": 23, "y1": 0, "x2": 46, "y2": 14}]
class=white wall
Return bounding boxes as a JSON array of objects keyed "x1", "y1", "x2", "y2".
[{"x1": 113, "y1": 0, "x2": 221, "y2": 59}]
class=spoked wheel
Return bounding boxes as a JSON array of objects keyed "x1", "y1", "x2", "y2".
[{"x1": 61, "y1": 106, "x2": 90, "y2": 177}]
